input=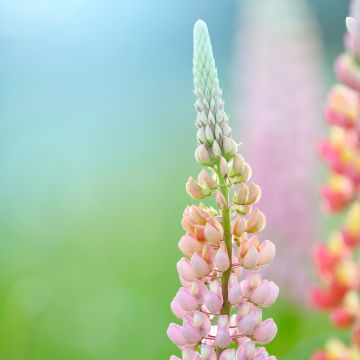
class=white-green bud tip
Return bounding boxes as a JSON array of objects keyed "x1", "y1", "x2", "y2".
[{"x1": 193, "y1": 20, "x2": 234, "y2": 165}]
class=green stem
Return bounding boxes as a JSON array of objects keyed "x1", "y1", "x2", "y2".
[{"x1": 215, "y1": 165, "x2": 232, "y2": 356}]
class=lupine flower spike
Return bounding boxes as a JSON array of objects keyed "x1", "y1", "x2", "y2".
[
  {"x1": 168, "y1": 20, "x2": 278, "y2": 360},
  {"x1": 311, "y1": 1, "x2": 360, "y2": 359}
]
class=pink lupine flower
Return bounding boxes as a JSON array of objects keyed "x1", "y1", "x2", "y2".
[
  {"x1": 253, "y1": 319, "x2": 277, "y2": 345},
  {"x1": 168, "y1": 20, "x2": 278, "y2": 359},
  {"x1": 312, "y1": 2, "x2": 360, "y2": 358},
  {"x1": 232, "y1": 0, "x2": 325, "y2": 302}
]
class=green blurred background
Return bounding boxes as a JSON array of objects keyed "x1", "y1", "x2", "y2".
[{"x1": 0, "y1": 0, "x2": 352, "y2": 358}]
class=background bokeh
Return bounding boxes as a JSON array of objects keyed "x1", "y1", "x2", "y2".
[{"x1": 0, "y1": 0, "x2": 352, "y2": 358}]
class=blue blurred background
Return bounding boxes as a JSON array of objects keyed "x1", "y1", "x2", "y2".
[{"x1": 0, "y1": 0, "x2": 351, "y2": 358}]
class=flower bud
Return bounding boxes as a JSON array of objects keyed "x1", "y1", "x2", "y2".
[
  {"x1": 231, "y1": 215, "x2": 246, "y2": 237},
  {"x1": 204, "y1": 289, "x2": 222, "y2": 314},
  {"x1": 181, "y1": 219, "x2": 195, "y2": 236},
  {"x1": 230, "y1": 154, "x2": 245, "y2": 177},
  {"x1": 250, "y1": 280, "x2": 279, "y2": 307},
  {"x1": 182, "y1": 320, "x2": 202, "y2": 344},
  {"x1": 167, "y1": 323, "x2": 187, "y2": 347},
  {"x1": 253, "y1": 318, "x2": 277, "y2": 344},
  {"x1": 238, "y1": 238, "x2": 249, "y2": 259},
  {"x1": 258, "y1": 240, "x2": 276, "y2": 266},
  {"x1": 197, "y1": 127, "x2": 206, "y2": 143},
  {"x1": 178, "y1": 233, "x2": 203, "y2": 258},
  {"x1": 236, "y1": 204, "x2": 253, "y2": 216},
  {"x1": 249, "y1": 235, "x2": 260, "y2": 248},
  {"x1": 242, "y1": 245, "x2": 259, "y2": 269},
  {"x1": 191, "y1": 253, "x2": 211, "y2": 278},
  {"x1": 177, "y1": 258, "x2": 197, "y2": 282},
  {"x1": 237, "y1": 308, "x2": 261, "y2": 336},
  {"x1": 228, "y1": 282, "x2": 243, "y2": 305},
  {"x1": 201, "y1": 244, "x2": 215, "y2": 264},
  {"x1": 212, "y1": 140, "x2": 222, "y2": 158},
  {"x1": 222, "y1": 136, "x2": 237, "y2": 160},
  {"x1": 176, "y1": 287, "x2": 199, "y2": 312},
  {"x1": 219, "y1": 156, "x2": 228, "y2": 177},
  {"x1": 214, "y1": 123, "x2": 222, "y2": 141},
  {"x1": 186, "y1": 177, "x2": 210, "y2": 199},
  {"x1": 216, "y1": 315, "x2": 231, "y2": 349},
  {"x1": 237, "y1": 301, "x2": 251, "y2": 317},
  {"x1": 216, "y1": 191, "x2": 228, "y2": 210},
  {"x1": 194, "y1": 225, "x2": 206, "y2": 242},
  {"x1": 195, "y1": 144, "x2": 212, "y2": 166},
  {"x1": 204, "y1": 223, "x2": 223, "y2": 245},
  {"x1": 219, "y1": 349, "x2": 236, "y2": 360},
  {"x1": 171, "y1": 297, "x2": 191, "y2": 319},
  {"x1": 193, "y1": 311, "x2": 211, "y2": 337},
  {"x1": 245, "y1": 273, "x2": 263, "y2": 289},
  {"x1": 191, "y1": 205, "x2": 209, "y2": 223},
  {"x1": 198, "y1": 169, "x2": 217, "y2": 190},
  {"x1": 234, "y1": 183, "x2": 249, "y2": 204},
  {"x1": 236, "y1": 163, "x2": 252, "y2": 183},
  {"x1": 191, "y1": 280, "x2": 207, "y2": 301},
  {"x1": 208, "y1": 109, "x2": 216, "y2": 124},
  {"x1": 246, "y1": 209, "x2": 266, "y2": 233},
  {"x1": 215, "y1": 244, "x2": 230, "y2": 272},
  {"x1": 221, "y1": 116, "x2": 230, "y2": 131},
  {"x1": 247, "y1": 182, "x2": 262, "y2": 204},
  {"x1": 199, "y1": 110, "x2": 207, "y2": 125},
  {"x1": 205, "y1": 125, "x2": 215, "y2": 144}
]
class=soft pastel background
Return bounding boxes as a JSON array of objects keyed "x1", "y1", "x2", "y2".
[{"x1": 0, "y1": 0, "x2": 352, "y2": 359}]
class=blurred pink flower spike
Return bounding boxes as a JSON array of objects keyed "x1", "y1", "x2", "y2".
[
  {"x1": 312, "y1": 0, "x2": 360, "y2": 358},
  {"x1": 233, "y1": 0, "x2": 325, "y2": 303}
]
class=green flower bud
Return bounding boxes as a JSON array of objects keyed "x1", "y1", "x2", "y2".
[
  {"x1": 193, "y1": 20, "x2": 236, "y2": 160},
  {"x1": 212, "y1": 140, "x2": 222, "y2": 159},
  {"x1": 222, "y1": 137, "x2": 237, "y2": 160},
  {"x1": 205, "y1": 125, "x2": 215, "y2": 145},
  {"x1": 229, "y1": 154, "x2": 245, "y2": 177},
  {"x1": 195, "y1": 144, "x2": 212, "y2": 166},
  {"x1": 219, "y1": 157, "x2": 228, "y2": 178}
]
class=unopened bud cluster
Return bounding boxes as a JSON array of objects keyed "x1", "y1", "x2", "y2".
[
  {"x1": 312, "y1": 2, "x2": 360, "y2": 359},
  {"x1": 193, "y1": 19, "x2": 237, "y2": 167},
  {"x1": 168, "y1": 20, "x2": 278, "y2": 360}
]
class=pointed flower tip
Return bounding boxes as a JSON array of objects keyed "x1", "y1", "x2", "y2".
[
  {"x1": 193, "y1": 19, "x2": 213, "y2": 59},
  {"x1": 193, "y1": 19, "x2": 208, "y2": 38}
]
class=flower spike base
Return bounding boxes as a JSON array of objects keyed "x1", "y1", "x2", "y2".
[{"x1": 167, "y1": 20, "x2": 278, "y2": 360}]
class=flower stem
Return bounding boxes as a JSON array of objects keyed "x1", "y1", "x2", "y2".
[{"x1": 215, "y1": 165, "x2": 233, "y2": 355}]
